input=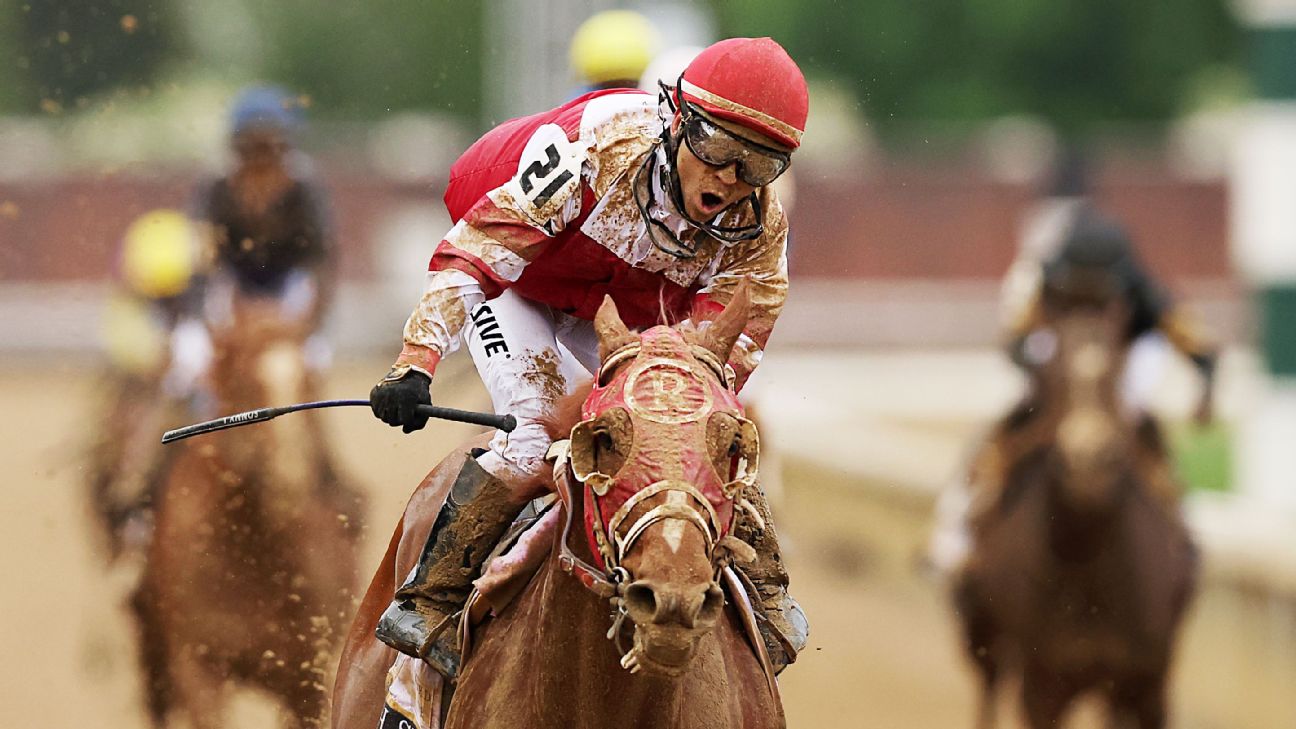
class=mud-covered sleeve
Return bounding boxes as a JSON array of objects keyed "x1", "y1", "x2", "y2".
[
  {"x1": 396, "y1": 123, "x2": 588, "y2": 375},
  {"x1": 693, "y1": 198, "x2": 789, "y2": 391},
  {"x1": 1000, "y1": 259, "x2": 1045, "y2": 338}
]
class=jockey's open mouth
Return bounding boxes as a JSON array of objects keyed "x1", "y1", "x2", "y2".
[{"x1": 697, "y1": 191, "x2": 727, "y2": 217}]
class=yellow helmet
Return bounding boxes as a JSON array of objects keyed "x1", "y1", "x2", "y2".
[
  {"x1": 120, "y1": 209, "x2": 196, "y2": 299},
  {"x1": 569, "y1": 10, "x2": 660, "y2": 86}
]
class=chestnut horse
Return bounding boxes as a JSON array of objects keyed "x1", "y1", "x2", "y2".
[
  {"x1": 953, "y1": 282, "x2": 1198, "y2": 729},
  {"x1": 334, "y1": 289, "x2": 784, "y2": 729},
  {"x1": 135, "y1": 300, "x2": 363, "y2": 728}
]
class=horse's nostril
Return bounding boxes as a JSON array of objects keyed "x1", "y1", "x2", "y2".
[
  {"x1": 624, "y1": 580, "x2": 724, "y2": 629},
  {"x1": 623, "y1": 581, "x2": 658, "y2": 622}
]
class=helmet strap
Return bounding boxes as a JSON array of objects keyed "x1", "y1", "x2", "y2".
[{"x1": 655, "y1": 113, "x2": 764, "y2": 248}]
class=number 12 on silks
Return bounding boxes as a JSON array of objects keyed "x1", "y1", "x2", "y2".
[{"x1": 505, "y1": 123, "x2": 583, "y2": 232}]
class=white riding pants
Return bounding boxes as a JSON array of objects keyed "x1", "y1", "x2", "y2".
[{"x1": 463, "y1": 290, "x2": 600, "y2": 483}]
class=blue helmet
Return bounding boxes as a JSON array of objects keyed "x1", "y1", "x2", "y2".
[{"x1": 229, "y1": 85, "x2": 302, "y2": 136}]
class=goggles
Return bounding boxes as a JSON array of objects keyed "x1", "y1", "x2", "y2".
[{"x1": 680, "y1": 105, "x2": 791, "y2": 187}]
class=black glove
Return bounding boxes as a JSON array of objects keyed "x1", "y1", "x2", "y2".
[{"x1": 371, "y1": 367, "x2": 432, "y2": 433}]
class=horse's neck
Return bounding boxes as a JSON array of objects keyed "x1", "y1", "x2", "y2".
[
  {"x1": 525, "y1": 551, "x2": 696, "y2": 722},
  {"x1": 212, "y1": 341, "x2": 322, "y2": 498}
]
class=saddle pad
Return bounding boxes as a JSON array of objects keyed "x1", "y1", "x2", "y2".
[
  {"x1": 383, "y1": 653, "x2": 446, "y2": 729},
  {"x1": 470, "y1": 497, "x2": 561, "y2": 619}
]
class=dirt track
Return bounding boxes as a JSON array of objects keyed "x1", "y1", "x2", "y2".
[{"x1": 1, "y1": 357, "x2": 1291, "y2": 728}]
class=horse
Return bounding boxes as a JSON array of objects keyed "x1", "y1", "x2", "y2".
[
  {"x1": 333, "y1": 286, "x2": 785, "y2": 729},
  {"x1": 134, "y1": 298, "x2": 363, "y2": 728},
  {"x1": 952, "y1": 275, "x2": 1198, "y2": 729}
]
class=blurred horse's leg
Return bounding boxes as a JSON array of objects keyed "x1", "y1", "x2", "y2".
[
  {"x1": 129, "y1": 586, "x2": 172, "y2": 728},
  {"x1": 953, "y1": 572, "x2": 1000, "y2": 729},
  {"x1": 1108, "y1": 676, "x2": 1167, "y2": 729},
  {"x1": 973, "y1": 658, "x2": 999, "y2": 729},
  {"x1": 1020, "y1": 666, "x2": 1076, "y2": 729},
  {"x1": 169, "y1": 652, "x2": 225, "y2": 729}
]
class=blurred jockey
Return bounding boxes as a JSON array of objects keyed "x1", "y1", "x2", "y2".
[
  {"x1": 91, "y1": 209, "x2": 200, "y2": 558},
  {"x1": 928, "y1": 192, "x2": 1218, "y2": 578},
  {"x1": 105, "y1": 209, "x2": 200, "y2": 376},
  {"x1": 999, "y1": 155, "x2": 1217, "y2": 423},
  {"x1": 370, "y1": 37, "x2": 810, "y2": 678},
  {"x1": 569, "y1": 9, "x2": 660, "y2": 92},
  {"x1": 170, "y1": 84, "x2": 336, "y2": 396}
]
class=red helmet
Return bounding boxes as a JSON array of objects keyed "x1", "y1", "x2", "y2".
[{"x1": 678, "y1": 37, "x2": 808, "y2": 149}]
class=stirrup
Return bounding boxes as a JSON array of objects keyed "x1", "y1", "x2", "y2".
[
  {"x1": 758, "y1": 592, "x2": 809, "y2": 673},
  {"x1": 376, "y1": 600, "x2": 462, "y2": 680}
]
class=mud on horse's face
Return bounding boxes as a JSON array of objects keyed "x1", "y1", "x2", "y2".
[{"x1": 567, "y1": 289, "x2": 759, "y2": 676}]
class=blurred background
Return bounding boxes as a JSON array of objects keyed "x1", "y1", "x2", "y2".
[{"x1": 1, "y1": 0, "x2": 1293, "y2": 727}]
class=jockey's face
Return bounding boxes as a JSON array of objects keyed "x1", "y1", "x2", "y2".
[
  {"x1": 232, "y1": 128, "x2": 289, "y2": 172},
  {"x1": 671, "y1": 110, "x2": 791, "y2": 222}
]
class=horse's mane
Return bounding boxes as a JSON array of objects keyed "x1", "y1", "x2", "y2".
[{"x1": 540, "y1": 380, "x2": 595, "y2": 441}]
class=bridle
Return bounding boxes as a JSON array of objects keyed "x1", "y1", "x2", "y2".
[{"x1": 547, "y1": 338, "x2": 762, "y2": 656}]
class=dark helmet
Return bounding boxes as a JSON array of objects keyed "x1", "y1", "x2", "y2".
[
  {"x1": 229, "y1": 85, "x2": 302, "y2": 137},
  {"x1": 1043, "y1": 208, "x2": 1133, "y2": 303}
]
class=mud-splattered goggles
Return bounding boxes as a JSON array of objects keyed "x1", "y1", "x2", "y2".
[{"x1": 681, "y1": 108, "x2": 791, "y2": 187}]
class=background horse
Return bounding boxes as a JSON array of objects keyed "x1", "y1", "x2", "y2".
[
  {"x1": 953, "y1": 278, "x2": 1198, "y2": 729},
  {"x1": 334, "y1": 289, "x2": 783, "y2": 729},
  {"x1": 134, "y1": 299, "x2": 363, "y2": 728}
]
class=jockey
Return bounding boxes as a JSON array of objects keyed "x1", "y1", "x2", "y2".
[
  {"x1": 947, "y1": 205, "x2": 1218, "y2": 563},
  {"x1": 92, "y1": 209, "x2": 201, "y2": 558},
  {"x1": 370, "y1": 37, "x2": 810, "y2": 678},
  {"x1": 172, "y1": 84, "x2": 336, "y2": 394},
  {"x1": 104, "y1": 209, "x2": 200, "y2": 378},
  {"x1": 1000, "y1": 204, "x2": 1218, "y2": 422},
  {"x1": 928, "y1": 204, "x2": 1218, "y2": 580}
]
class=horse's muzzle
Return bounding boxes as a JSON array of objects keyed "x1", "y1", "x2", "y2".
[{"x1": 620, "y1": 579, "x2": 725, "y2": 675}]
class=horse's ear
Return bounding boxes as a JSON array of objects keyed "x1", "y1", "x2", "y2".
[
  {"x1": 704, "y1": 278, "x2": 752, "y2": 362},
  {"x1": 595, "y1": 295, "x2": 636, "y2": 361}
]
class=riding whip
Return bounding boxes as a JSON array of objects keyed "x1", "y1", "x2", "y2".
[{"x1": 161, "y1": 399, "x2": 517, "y2": 444}]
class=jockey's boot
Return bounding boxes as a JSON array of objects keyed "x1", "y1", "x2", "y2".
[
  {"x1": 734, "y1": 482, "x2": 809, "y2": 674},
  {"x1": 375, "y1": 452, "x2": 531, "y2": 680}
]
